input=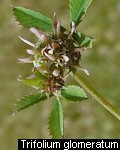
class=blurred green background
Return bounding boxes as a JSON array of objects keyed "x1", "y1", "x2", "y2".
[{"x1": 0, "y1": 0, "x2": 120, "y2": 149}]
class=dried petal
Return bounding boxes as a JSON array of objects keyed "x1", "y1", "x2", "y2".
[
  {"x1": 41, "y1": 46, "x2": 47, "y2": 55},
  {"x1": 18, "y1": 57, "x2": 34, "y2": 63},
  {"x1": 76, "y1": 66, "x2": 90, "y2": 75},
  {"x1": 30, "y1": 27, "x2": 42, "y2": 39},
  {"x1": 18, "y1": 36, "x2": 35, "y2": 47},
  {"x1": 53, "y1": 13, "x2": 58, "y2": 35},
  {"x1": 69, "y1": 21, "x2": 76, "y2": 38},
  {"x1": 57, "y1": 21, "x2": 61, "y2": 38},
  {"x1": 26, "y1": 49, "x2": 39, "y2": 55},
  {"x1": 82, "y1": 68, "x2": 90, "y2": 75},
  {"x1": 44, "y1": 52, "x2": 56, "y2": 61},
  {"x1": 26, "y1": 74, "x2": 36, "y2": 79}
]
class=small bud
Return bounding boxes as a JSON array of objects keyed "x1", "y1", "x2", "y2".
[
  {"x1": 52, "y1": 69, "x2": 60, "y2": 76},
  {"x1": 48, "y1": 49, "x2": 54, "y2": 55}
]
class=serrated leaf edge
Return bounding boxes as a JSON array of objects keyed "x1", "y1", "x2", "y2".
[
  {"x1": 13, "y1": 93, "x2": 51, "y2": 115},
  {"x1": 48, "y1": 97, "x2": 63, "y2": 139},
  {"x1": 60, "y1": 85, "x2": 88, "y2": 102}
]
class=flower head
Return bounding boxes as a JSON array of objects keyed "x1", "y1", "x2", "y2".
[{"x1": 19, "y1": 14, "x2": 89, "y2": 95}]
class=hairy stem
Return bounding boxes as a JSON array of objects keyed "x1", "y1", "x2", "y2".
[{"x1": 72, "y1": 72, "x2": 120, "y2": 120}]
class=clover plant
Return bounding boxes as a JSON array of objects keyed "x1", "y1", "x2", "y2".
[{"x1": 12, "y1": 0, "x2": 120, "y2": 138}]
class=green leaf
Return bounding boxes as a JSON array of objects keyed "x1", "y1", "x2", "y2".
[
  {"x1": 34, "y1": 68, "x2": 46, "y2": 79},
  {"x1": 14, "y1": 93, "x2": 49, "y2": 113},
  {"x1": 69, "y1": 0, "x2": 92, "y2": 27},
  {"x1": 48, "y1": 97, "x2": 63, "y2": 139},
  {"x1": 13, "y1": 6, "x2": 53, "y2": 32},
  {"x1": 19, "y1": 75, "x2": 45, "y2": 89},
  {"x1": 61, "y1": 85, "x2": 87, "y2": 102},
  {"x1": 73, "y1": 31, "x2": 95, "y2": 48}
]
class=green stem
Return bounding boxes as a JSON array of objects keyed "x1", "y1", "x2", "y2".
[{"x1": 72, "y1": 72, "x2": 120, "y2": 120}]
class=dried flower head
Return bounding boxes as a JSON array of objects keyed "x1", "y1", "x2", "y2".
[{"x1": 19, "y1": 14, "x2": 89, "y2": 95}]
